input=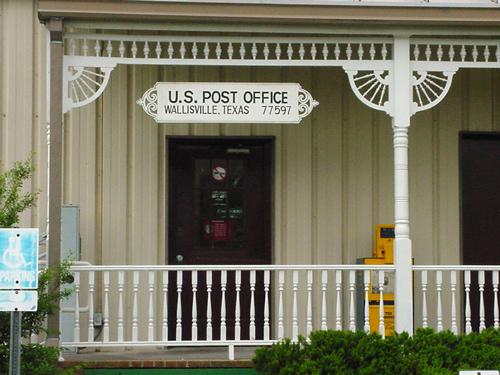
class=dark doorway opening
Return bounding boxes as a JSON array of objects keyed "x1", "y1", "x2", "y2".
[
  {"x1": 460, "y1": 132, "x2": 500, "y2": 331},
  {"x1": 167, "y1": 137, "x2": 273, "y2": 341}
]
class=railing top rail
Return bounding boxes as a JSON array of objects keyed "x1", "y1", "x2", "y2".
[
  {"x1": 69, "y1": 264, "x2": 396, "y2": 272},
  {"x1": 68, "y1": 264, "x2": 500, "y2": 272},
  {"x1": 413, "y1": 265, "x2": 500, "y2": 271},
  {"x1": 63, "y1": 33, "x2": 394, "y2": 44}
]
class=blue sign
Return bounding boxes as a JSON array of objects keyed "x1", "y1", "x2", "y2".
[
  {"x1": 0, "y1": 229, "x2": 39, "y2": 290},
  {"x1": 0, "y1": 290, "x2": 38, "y2": 311}
]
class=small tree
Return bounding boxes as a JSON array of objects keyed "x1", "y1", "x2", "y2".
[
  {"x1": 0, "y1": 157, "x2": 39, "y2": 228},
  {"x1": 0, "y1": 158, "x2": 77, "y2": 374}
]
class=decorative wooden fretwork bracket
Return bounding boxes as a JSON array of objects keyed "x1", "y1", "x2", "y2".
[
  {"x1": 298, "y1": 88, "x2": 319, "y2": 119},
  {"x1": 136, "y1": 86, "x2": 158, "y2": 119},
  {"x1": 411, "y1": 70, "x2": 457, "y2": 115},
  {"x1": 63, "y1": 57, "x2": 116, "y2": 113},
  {"x1": 340, "y1": 68, "x2": 458, "y2": 117},
  {"x1": 62, "y1": 34, "x2": 500, "y2": 118},
  {"x1": 344, "y1": 69, "x2": 392, "y2": 116}
]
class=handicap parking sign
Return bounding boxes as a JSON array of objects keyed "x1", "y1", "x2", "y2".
[
  {"x1": 0, "y1": 228, "x2": 39, "y2": 290},
  {"x1": 0, "y1": 290, "x2": 38, "y2": 311}
]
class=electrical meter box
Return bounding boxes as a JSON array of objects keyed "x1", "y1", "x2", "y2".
[
  {"x1": 356, "y1": 224, "x2": 395, "y2": 336},
  {"x1": 61, "y1": 205, "x2": 81, "y2": 261}
]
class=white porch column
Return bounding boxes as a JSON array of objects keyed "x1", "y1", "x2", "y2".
[{"x1": 392, "y1": 36, "x2": 414, "y2": 334}]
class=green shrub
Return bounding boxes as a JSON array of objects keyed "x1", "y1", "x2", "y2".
[
  {"x1": 253, "y1": 328, "x2": 500, "y2": 375},
  {"x1": 0, "y1": 158, "x2": 78, "y2": 374},
  {"x1": 0, "y1": 343, "x2": 78, "y2": 375}
]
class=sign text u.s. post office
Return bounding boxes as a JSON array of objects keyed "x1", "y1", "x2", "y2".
[{"x1": 137, "y1": 82, "x2": 318, "y2": 124}]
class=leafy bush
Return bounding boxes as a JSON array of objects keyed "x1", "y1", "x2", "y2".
[
  {"x1": 0, "y1": 343, "x2": 78, "y2": 375},
  {"x1": 253, "y1": 329, "x2": 500, "y2": 375}
]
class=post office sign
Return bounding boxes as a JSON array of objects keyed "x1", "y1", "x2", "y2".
[{"x1": 137, "y1": 82, "x2": 318, "y2": 124}]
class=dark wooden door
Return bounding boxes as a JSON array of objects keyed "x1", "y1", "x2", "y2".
[
  {"x1": 460, "y1": 132, "x2": 500, "y2": 331},
  {"x1": 168, "y1": 137, "x2": 272, "y2": 341}
]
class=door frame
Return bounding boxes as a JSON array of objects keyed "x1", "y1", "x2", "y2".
[
  {"x1": 459, "y1": 131, "x2": 500, "y2": 264},
  {"x1": 459, "y1": 131, "x2": 500, "y2": 331},
  {"x1": 166, "y1": 136, "x2": 275, "y2": 265}
]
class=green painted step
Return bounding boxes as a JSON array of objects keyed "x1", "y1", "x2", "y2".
[{"x1": 84, "y1": 369, "x2": 257, "y2": 375}]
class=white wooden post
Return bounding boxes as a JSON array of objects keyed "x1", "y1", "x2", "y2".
[
  {"x1": 363, "y1": 270, "x2": 370, "y2": 333},
  {"x1": 465, "y1": 271, "x2": 472, "y2": 334},
  {"x1": 378, "y1": 270, "x2": 386, "y2": 338},
  {"x1": 450, "y1": 271, "x2": 458, "y2": 335},
  {"x1": 335, "y1": 270, "x2": 342, "y2": 331},
  {"x1": 206, "y1": 271, "x2": 213, "y2": 341},
  {"x1": 176, "y1": 270, "x2": 183, "y2": 341},
  {"x1": 235, "y1": 270, "x2": 241, "y2": 341},
  {"x1": 117, "y1": 271, "x2": 125, "y2": 342},
  {"x1": 249, "y1": 270, "x2": 256, "y2": 340},
  {"x1": 292, "y1": 271, "x2": 299, "y2": 341},
  {"x1": 263, "y1": 270, "x2": 270, "y2": 341},
  {"x1": 421, "y1": 271, "x2": 428, "y2": 328},
  {"x1": 392, "y1": 36, "x2": 414, "y2": 335},
  {"x1": 148, "y1": 271, "x2": 155, "y2": 341},
  {"x1": 162, "y1": 271, "x2": 168, "y2": 341},
  {"x1": 436, "y1": 271, "x2": 443, "y2": 332},
  {"x1": 306, "y1": 270, "x2": 313, "y2": 337},
  {"x1": 132, "y1": 271, "x2": 139, "y2": 342},
  {"x1": 349, "y1": 270, "x2": 356, "y2": 332},
  {"x1": 278, "y1": 271, "x2": 285, "y2": 340},
  {"x1": 220, "y1": 271, "x2": 227, "y2": 341},
  {"x1": 321, "y1": 270, "x2": 328, "y2": 331},
  {"x1": 479, "y1": 271, "x2": 486, "y2": 332},
  {"x1": 73, "y1": 272, "x2": 80, "y2": 343},
  {"x1": 88, "y1": 271, "x2": 95, "y2": 342},
  {"x1": 191, "y1": 271, "x2": 198, "y2": 341},
  {"x1": 103, "y1": 271, "x2": 110, "y2": 342}
]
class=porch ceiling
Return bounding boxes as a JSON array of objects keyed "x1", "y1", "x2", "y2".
[{"x1": 38, "y1": 0, "x2": 500, "y2": 27}]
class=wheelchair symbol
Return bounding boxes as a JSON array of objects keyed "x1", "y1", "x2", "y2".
[{"x1": 2, "y1": 235, "x2": 30, "y2": 269}]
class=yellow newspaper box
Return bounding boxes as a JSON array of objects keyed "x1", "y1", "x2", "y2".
[
  {"x1": 364, "y1": 257, "x2": 395, "y2": 336},
  {"x1": 363, "y1": 224, "x2": 395, "y2": 336},
  {"x1": 373, "y1": 224, "x2": 394, "y2": 263}
]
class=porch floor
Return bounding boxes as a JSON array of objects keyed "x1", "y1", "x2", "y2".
[{"x1": 60, "y1": 347, "x2": 256, "y2": 370}]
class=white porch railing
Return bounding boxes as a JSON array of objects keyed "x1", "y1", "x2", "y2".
[
  {"x1": 63, "y1": 265, "x2": 394, "y2": 354},
  {"x1": 62, "y1": 264, "x2": 500, "y2": 358},
  {"x1": 413, "y1": 266, "x2": 500, "y2": 334}
]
